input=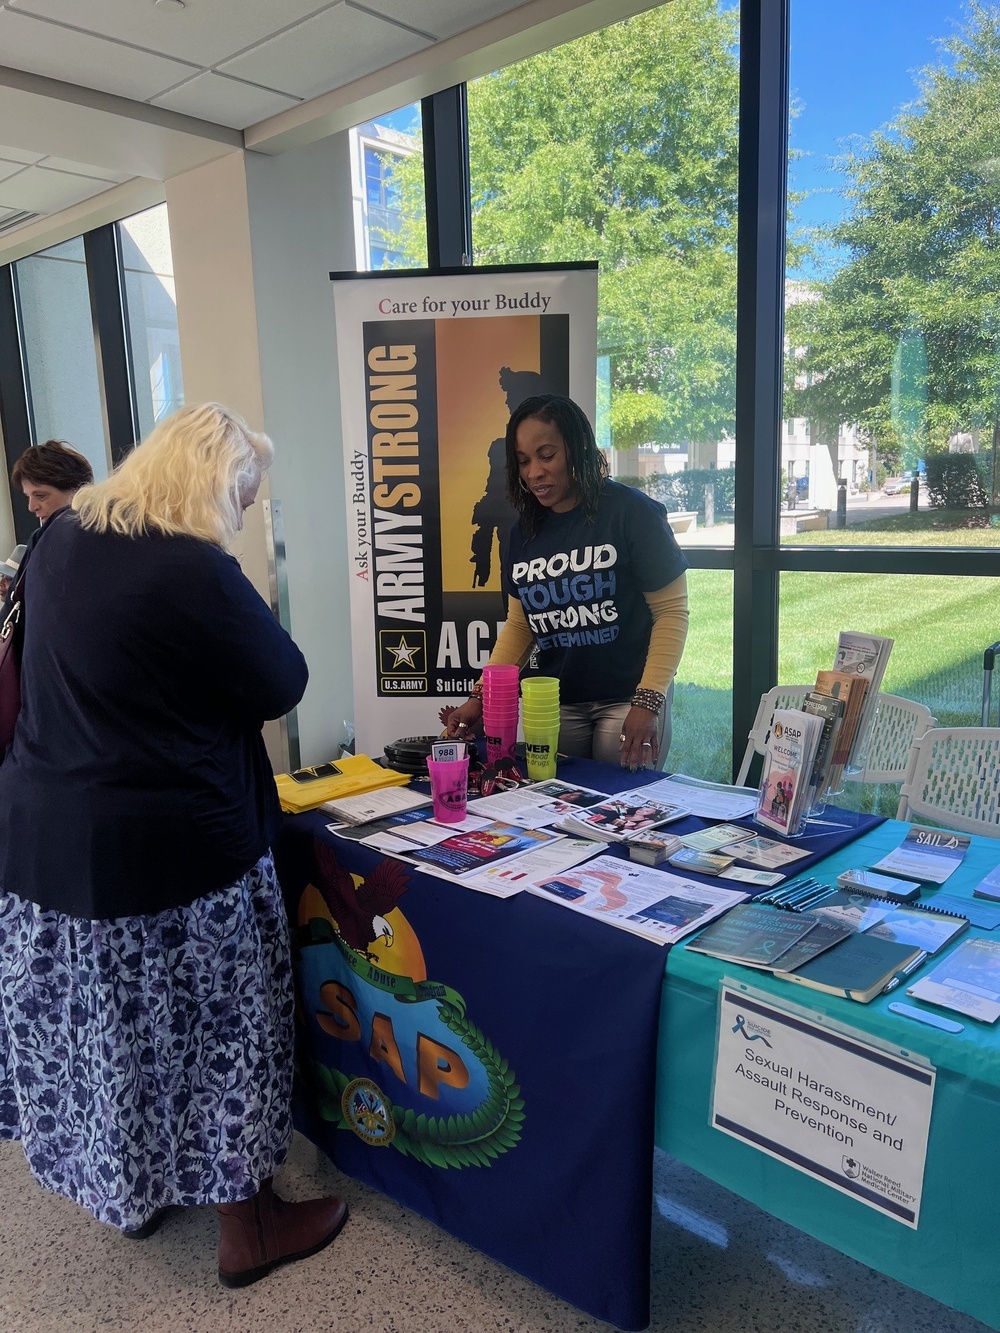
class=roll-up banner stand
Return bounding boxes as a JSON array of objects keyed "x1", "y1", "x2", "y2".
[{"x1": 331, "y1": 263, "x2": 598, "y2": 756}]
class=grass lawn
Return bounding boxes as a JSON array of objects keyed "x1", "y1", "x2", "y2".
[{"x1": 667, "y1": 513, "x2": 999, "y2": 785}]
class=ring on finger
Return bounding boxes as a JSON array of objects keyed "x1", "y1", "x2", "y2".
[{"x1": 618, "y1": 733, "x2": 626, "y2": 743}]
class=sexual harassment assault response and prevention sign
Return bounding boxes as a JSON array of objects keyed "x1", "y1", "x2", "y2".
[
  {"x1": 712, "y1": 985, "x2": 935, "y2": 1226},
  {"x1": 331, "y1": 265, "x2": 598, "y2": 754}
]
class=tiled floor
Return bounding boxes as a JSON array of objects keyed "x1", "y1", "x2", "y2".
[{"x1": 0, "y1": 1134, "x2": 990, "y2": 1333}]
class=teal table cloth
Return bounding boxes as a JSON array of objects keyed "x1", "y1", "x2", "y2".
[{"x1": 656, "y1": 818, "x2": 1000, "y2": 1330}]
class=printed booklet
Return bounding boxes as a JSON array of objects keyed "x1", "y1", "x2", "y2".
[
  {"x1": 871, "y1": 826, "x2": 970, "y2": 885},
  {"x1": 755, "y1": 706, "x2": 824, "y2": 836},
  {"x1": 557, "y1": 792, "x2": 687, "y2": 842},
  {"x1": 528, "y1": 854, "x2": 747, "y2": 945},
  {"x1": 907, "y1": 937, "x2": 1000, "y2": 1023}
]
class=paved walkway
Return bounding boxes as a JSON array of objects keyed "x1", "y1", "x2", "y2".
[{"x1": 677, "y1": 491, "x2": 920, "y2": 546}]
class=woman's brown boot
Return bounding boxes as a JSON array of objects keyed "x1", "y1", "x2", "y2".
[{"x1": 217, "y1": 1178, "x2": 349, "y2": 1288}]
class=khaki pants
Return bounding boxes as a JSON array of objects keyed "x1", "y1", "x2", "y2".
[{"x1": 557, "y1": 685, "x2": 672, "y2": 769}]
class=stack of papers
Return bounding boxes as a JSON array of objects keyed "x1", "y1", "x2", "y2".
[
  {"x1": 872, "y1": 827, "x2": 970, "y2": 885},
  {"x1": 556, "y1": 793, "x2": 687, "y2": 842},
  {"x1": 908, "y1": 938, "x2": 1000, "y2": 1022}
]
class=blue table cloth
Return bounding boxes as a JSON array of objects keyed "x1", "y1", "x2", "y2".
[
  {"x1": 278, "y1": 760, "x2": 881, "y2": 1329},
  {"x1": 655, "y1": 818, "x2": 1000, "y2": 1330}
]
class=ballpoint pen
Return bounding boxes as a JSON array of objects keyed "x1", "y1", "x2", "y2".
[{"x1": 882, "y1": 950, "x2": 929, "y2": 994}]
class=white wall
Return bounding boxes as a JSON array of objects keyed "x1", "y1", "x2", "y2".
[
  {"x1": 166, "y1": 141, "x2": 357, "y2": 769},
  {"x1": 244, "y1": 135, "x2": 357, "y2": 765}
]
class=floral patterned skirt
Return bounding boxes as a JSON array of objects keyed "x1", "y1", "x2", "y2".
[{"x1": 0, "y1": 852, "x2": 294, "y2": 1231}]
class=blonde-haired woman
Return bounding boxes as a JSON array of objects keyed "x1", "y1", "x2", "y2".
[{"x1": 0, "y1": 403, "x2": 349, "y2": 1287}]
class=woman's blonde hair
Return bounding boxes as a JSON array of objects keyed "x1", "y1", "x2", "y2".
[{"x1": 73, "y1": 403, "x2": 273, "y2": 545}]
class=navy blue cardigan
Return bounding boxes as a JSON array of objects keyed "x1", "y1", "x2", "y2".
[{"x1": 0, "y1": 510, "x2": 308, "y2": 920}]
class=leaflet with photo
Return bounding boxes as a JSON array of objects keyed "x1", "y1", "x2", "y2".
[
  {"x1": 907, "y1": 937, "x2": 1000, "y2": 1022},
  {"x1": 406, "y1": 822, "x2": 557, "y2": 876},
  {"x1": 755, "y1": 708, "x2": 824, "y2": 835},
  {"x1": 667, "y1": 847, "x2": 735, "y2": 875},
  {"x1": 871, "y1": 826, "x2": 970, "y2": 884},
  {"x1": 862, "y1": 905, "x2": 968, "y2": 955},
  {"x1": 557, "y1": 792, "x2": 687, "y2": 843},
  {"x1": 467, "y1": 779, "x2": 607, "y2": 830},
  {"x1": 327, "y1": 808, "x2": 435, "y2": 842},
  {"x1": 678, "y1": 824, "x2": 757, "y2": 853},
  {"x1": 732, "y1": 836, "x2": 810, "y2": 870},
  {"x1": 528, "y1": 854, "x2": 747, "y2": 945},
  {"x1": 832, "y1": 630, "x2": 893, "y2": 767},
  {"x1": 461, "y1": 837, "x2": 607, "y2": 898}
]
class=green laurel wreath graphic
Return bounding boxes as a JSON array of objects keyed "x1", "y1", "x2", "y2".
[{"x1": 310, "y1": 1001, "x2": 525, "y2": 1169}]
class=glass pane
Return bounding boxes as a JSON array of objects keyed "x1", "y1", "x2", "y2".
[
  {"x1": 784, "y1": 1, "x2": 1000, "y2": 548},
  {"x1": 670, "y1": 570, "x2": 734, "y2": 782},
  {"x1": 351, "y1": 104, "x2": 426, "y2": 270},
  {"x1": 468, "y1": 1, "x2": 739, "y2": 550},
  {"x1": 779, "y1": 572, "x2": 993, "y2": 810},
  {"x1": 15, "y1": 236, "x2": 108, "y2": 481},
  {"x1": 119, "y1": 204, "x2": 185, "y2": 441}
]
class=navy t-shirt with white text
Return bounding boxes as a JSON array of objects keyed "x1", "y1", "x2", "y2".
[{"x1": 502, "y1": 480, "x2": 687, "y2": 705}]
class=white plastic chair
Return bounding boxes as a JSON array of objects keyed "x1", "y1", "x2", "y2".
[
  {"x1": 734, "y1": 686, "x2": 811, "y2": 786},
  {"x1": 735, "y1": 688, "x2": 935, "y2": 792},
  {"x1": 896, "y1": 727, "x2": 1000, "y2": 836},
  {"x1": 843, "y1": 693, "x2": 937, "y2": 785}
]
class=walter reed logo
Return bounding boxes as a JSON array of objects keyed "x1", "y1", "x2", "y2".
[{"x1": 732, "y1": 1013, "x2": 773, "y2": 1047}]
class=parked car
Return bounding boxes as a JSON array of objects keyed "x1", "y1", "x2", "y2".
[{"x1": 883, "y1": 474, "x2": 921, "y2": 495}]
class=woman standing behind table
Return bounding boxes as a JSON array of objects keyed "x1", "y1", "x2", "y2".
[
  {"x1": 445, "y1": 395, "x2": 689, "y2": 770},
  {"x1": 0, "y1": 403, "x2": 348, "y2": 1287}
]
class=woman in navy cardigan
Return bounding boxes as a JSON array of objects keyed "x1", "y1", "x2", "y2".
[{"x1": 0, "y1": 403, "x2": 348, "y2": 1288}]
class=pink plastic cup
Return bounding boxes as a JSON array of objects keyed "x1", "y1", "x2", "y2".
[
  {"x1": 484, "y1": 720, "x2": 519, "y2": 767},
  {"x1": 427, "y1": 757, "x2": 470, "y2": 823}
]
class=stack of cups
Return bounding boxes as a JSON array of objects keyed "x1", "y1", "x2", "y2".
[
  {"x1": 520, "y1": 676, "x2": 560, "y2": 780},
  {"x1": 481, "y1": 663, "x2": 520, "y2": 767}
]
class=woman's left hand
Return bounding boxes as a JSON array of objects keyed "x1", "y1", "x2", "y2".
[{"x1": 619, "y1": 705, "x2": 659, "y2": 771}]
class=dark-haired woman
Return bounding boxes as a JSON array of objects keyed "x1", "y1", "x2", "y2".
[
  {"x1": 1, "y1": 441, "x2": 94, "y2": 600},
  {"x1": 444, "y1": 394, "x2": 689, "y2": 769}
]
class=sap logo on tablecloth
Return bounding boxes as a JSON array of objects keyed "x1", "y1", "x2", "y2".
[{"x1": 294, "y1": 843, "x2": 524, "y2": 1169}]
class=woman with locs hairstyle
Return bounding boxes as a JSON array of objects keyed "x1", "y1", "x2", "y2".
[
  {"x1": 443, "y1": 394, "x2": 689, "y2": 769},
  {"x1": 0, "y1": 403, "x2": 349, "y2": 1287}
]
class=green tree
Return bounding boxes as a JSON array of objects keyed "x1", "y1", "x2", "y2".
[
  {"x1": 786, "y1": 3, "x2": 1000, "y2": 486},
  {"x1": 388, "y1": 0, "x2": 739, "y2": 450}
]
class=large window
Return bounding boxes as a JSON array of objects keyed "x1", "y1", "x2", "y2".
[
  {"x1": 467, "y1": 1, "x2": 739, "y2": 553},
  {"x1": 119, "y1": 204, "x2": 184, "y2": 441},
  {"x1": 14, "y1": 236, "x2": 109, "y2": 480},
  {"x1": 783, "y1": 1, "x2": 1000, "y2": 549}
]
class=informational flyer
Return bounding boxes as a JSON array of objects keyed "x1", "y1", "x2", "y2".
[
  {"x1": 527, "y1": 856, "x2": 747, "y2": 945},
  {"x1": 712, "y1": 984, "x2": 935, "y2": 1226}
]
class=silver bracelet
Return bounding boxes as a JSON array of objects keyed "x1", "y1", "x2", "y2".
[{"x1": 631, "y1": 687, "x2": 665, "y2": 716}]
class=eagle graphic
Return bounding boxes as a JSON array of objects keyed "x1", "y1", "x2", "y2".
[{"x1": 313, "y1": 842, "x2": 411, "y2": 958}]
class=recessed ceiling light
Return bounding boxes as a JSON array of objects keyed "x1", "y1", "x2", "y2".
[{"x1": 154, "y1": 0, "x2": 186, "y2": 10}]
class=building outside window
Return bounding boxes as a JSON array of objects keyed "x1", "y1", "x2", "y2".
[
  {"x1": 119, "y1": 203, "x2": 184, "y2": 441},
  {"x1": 350, "y1": 106, "x2": 425, "y2": 270}
]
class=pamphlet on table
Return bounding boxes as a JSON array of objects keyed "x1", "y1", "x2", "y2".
[
  {"x1": 466, "y1": 779, "x2": 605, "y2": 829},
  {"x1": 972, "y1": 864, "x2": 1000, "y2": 902},
  {"x1": 527, "y1": 854, "x2": 747, "y2": 945},
  {"x1": 638, "y1": 774, "x2": 759, "y2": 821},
  {"x1": 556, "y1": 792, "x2": 687, "y2": 842},
  {"x1": 460, "y1": 837, "x2": 609, "y2": 898},
  {"x1": 755, "y1": 708, "x2": 824, "y2": 836},
  {"x1": 871, "y1": 826, "x2": 970, "y2": 884},
  {"x1": 907, "y1": 937, "x2": 1000, "y2": 1022},
  {"x1": 320, "y1": 786, "x2": 431, "y2": 824}
]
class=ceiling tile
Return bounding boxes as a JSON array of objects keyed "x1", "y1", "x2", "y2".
[
  {"x1": 0, "y1": 161, "x2": 29, "y2": 184},
  {"x1": 35, "y1": 156, "x2": 128, "y2": 182},
  {"x1": 151, "y1": 72, "x2": 300, "y2": 130},
  {"x1": 217, "y1": 3, "x2": 429, "y2": 101},
  {"x1": 0, "y1": 164, "x2": 111, "y2": 213},
  {"x1": 359, "y1": 0, "x2": 527, "y2": 41},
  {"x1": 0, "y1": 144, "x2": 44, "y2": 165},
  {"x1": 0, "y1": 9, "x2": 196, "y2": 101},
  {"x1": 9, "y1": 0, "x2": 338, "y2": 68}
]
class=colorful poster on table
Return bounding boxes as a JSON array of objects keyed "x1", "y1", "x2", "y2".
[{"x1": 331, "y1": 265, "x2": 598, "y2": 754}]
